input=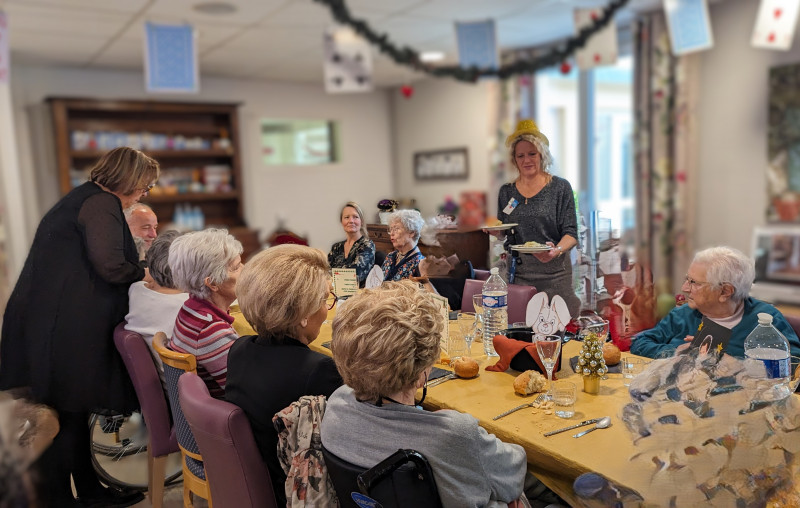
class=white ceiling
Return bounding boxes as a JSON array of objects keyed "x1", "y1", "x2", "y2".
[{"x1": 0, "y1": 0, "x2": 664, "y2": 87}]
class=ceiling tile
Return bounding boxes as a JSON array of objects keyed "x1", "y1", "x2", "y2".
[
  {"x1": 143, "y1": 0, "x2": 289, "y2": 26},
  {"x1": 3, "y1": 1, "x2": 133, "y2": 37}
]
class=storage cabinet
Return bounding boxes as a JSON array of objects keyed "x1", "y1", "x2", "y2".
[
  {"x1": 367, "y1": 224, "x2": 489, "y2": 270},
  {"x1": 48, "y1": 98, "x2": 261, "y2": 259}
]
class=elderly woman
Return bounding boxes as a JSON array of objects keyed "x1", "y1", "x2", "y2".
[
  {"x1": 489, "y1": 119, "x2": 580, "y2": 317},
  {"x1": 322, "y1": 281, "x2": 531, "y2": 507},
  {"x1": 225, "y1": 244, "x2": 343, "y2": 506},
  {"x1": 631, "y1": 246, "x2": 800, "y2": 359},
  {"x1": 168, "y1": 228, "x2": 243, "y2": 397},
  {"x1": 381, "y1": 209, "x2": 426, "y2": 281},
  {"x1": 328, "y1": 201, "x2": 375, "y2": 287},
  {"x1": 124, "y1": 230, "x2": 188, "y2": 386},
  {"x1": 0, "y1": 147, "x2": 158, "y2": 507}
]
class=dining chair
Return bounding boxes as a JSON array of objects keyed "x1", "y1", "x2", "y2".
[
  {"x1": 462, "y1": 279, "x2": 536, "y2": 325},
  {"x1": 113, "y1": 324, "x2": 180, "y2": 508},
  {"x1": 461, "y1": 279, "x2": 483, "y2": 313},
  {"x1": 474, "y1": 269, "x2": 491, "y2": 281},
  {"x1": 178, "y1": 372, "x2": 278, "y2": 508},
  {"x1": 153, "y1": 333, "x2": 212, "y2": 508}
]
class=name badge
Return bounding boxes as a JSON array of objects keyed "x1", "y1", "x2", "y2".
[{"x1": 502, "y1": 198, "x2": 519, "y2": 215}]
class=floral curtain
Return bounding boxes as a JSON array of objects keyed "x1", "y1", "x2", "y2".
[{"x1": 633, "y1": 12, "x2": 700, "y2": 298}]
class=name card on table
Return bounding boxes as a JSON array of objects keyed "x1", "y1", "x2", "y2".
[
  {"x1": 332, "y1": 268, "x2": 358, "y2": 298},
  {"x1": 429, "y1": 293, "x2": 450, "y2": 352}
]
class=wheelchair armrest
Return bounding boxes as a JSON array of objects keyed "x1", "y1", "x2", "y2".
[{"x1": 356, "y1": 449, "x2": 429, "y2": 495}]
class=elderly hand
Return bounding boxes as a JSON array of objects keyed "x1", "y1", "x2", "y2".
[
  {"x1": 675, "y1": 335, "x2": 694, "y2": 354},
  {"x1": 532, "y1": 242, "x2": 561, "y2": 263}
]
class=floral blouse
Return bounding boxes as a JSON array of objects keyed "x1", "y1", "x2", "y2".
[
  {"x1": 327, "y1": 236, "x2": 375, "y2": 288},
  {"x1": 381, "y1": 248, "x2": 424, "y2": 281}
]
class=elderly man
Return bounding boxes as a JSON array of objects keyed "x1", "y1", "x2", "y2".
[
  {"x1": 124, "y1": 203, "x2": 158, "y2": 260},
  {"x1": 631, "y1": 246, "x2": 800, "y2": 359}
]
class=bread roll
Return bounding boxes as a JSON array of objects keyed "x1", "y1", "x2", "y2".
[
  {"x1": 453, "y1": 357, "x2": 479, "y2": 378},
  {"x1": 602, "y1": 342, "x2": 621, "y2": 366},
  {"x1": 513, "y1": 370, "x2": 547, "y2": 396}
]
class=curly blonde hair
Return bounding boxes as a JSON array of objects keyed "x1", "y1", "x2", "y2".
[{"x1": 331, "y1": 280, "x2": 443, "y2": 402}]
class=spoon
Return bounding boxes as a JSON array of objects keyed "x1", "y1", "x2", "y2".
[{"x1": 572, "y1": 416, "x2": 612, "y2": 438}]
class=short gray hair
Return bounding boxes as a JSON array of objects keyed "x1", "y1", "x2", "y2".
[
  {"x1": 123, "y1": 202, "x2": 154, "y2": 220},
  {"x1": 693, "y1": 246, "x2": 755, "y2": 303},
  {"x1": 388, "y1": 209, "x2": 425, "y2": 242},
  {"x1": 169, "y1": 228, "x2": 243, "y2": 299},
  {"x1": 146, "y1": 230, "x2": 181, "y2": 288}
]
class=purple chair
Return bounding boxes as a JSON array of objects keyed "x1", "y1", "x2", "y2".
[
  {"x1": 474, "y1": 269, "x2": 491, "y2": 281},
  {"x1": 461, "y1": 280, "x2": 537, "y2": 325},
  {"x1": 178, "y1": 372, "x2": 278, "y2": 508},
  {"x1": 113, "y1": 323, "x2": 179, "y2": 508},
  {"x1": 461, "y1": 279, "x2": 483, "y2": 313}
]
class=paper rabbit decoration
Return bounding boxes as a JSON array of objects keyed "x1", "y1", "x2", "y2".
[{"x1": 525, "y1": 292, "x2": 571, "y2": 341}]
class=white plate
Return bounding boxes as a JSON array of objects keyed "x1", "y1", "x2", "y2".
[
  {"x1": 482, "y1": 223, "x2": 518, "y2": 231},
  {"x1": 511, "y1": 244, "x2": 553, "y2": 253}
]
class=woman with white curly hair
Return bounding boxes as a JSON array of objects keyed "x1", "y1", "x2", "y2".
[
  {"x1": 168, "y1": 228, "x2": 243, "y2": 397},
  {"x1": 381, "y1": 208, "x2": 426, "y2": 281}
]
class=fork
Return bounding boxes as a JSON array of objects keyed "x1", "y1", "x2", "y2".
[
  {"x1": 492, "y1": 393, "x2": 546, "y2": 421},
  {"x1": 426, "y1": 373, "x2": 457, "y2": 388}
]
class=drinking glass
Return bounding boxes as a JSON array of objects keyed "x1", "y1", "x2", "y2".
[
  {"x1": 552, "y1": 381, "x2": 576, "y2": 418},
  {"x1": 448, "y1": 334, "x2": 468, "y2": 364},
  {"x1": 457, "y1": 312, "x2": 477, "y2": 352},
  {"x1": 472, "y1": 294, "x2": 484, "y2": 343},
  {"x1": 621, "y1": 357, "x2": 646, "y2": 386},
  {"x1": 535, "y1": 335, "x2": 562, "y2": 400}
]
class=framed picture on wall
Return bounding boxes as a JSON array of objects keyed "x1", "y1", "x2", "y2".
[
  {"x1": 768, "y1": 63, "x2": 800, "y2": 223},
  {"x1": 414, "y1": 147, "x2": 469, "y2": 180}
]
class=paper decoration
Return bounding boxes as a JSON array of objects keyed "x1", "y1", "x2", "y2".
[
  {"x1": 365, "y1": 265, "x2": 384, "y2": 289},
  {"x1": 323, "y1": 27, "x2": 373, "y2": 94},
  {"x1": 144, "y1": 22, "x2": 198, "y2": 93},
  {"x1": 455, "y1": 19, "x2": 498, "y2": 70},
  {"x1": 752, "y1": 0, "x2": 800, "y2": 50},
  {"x1": 573, "y1": 8, "x2": 618, "y2": 69},
  {"x1": 663, "y1": 0, "x2": 714, "y2": 55},
  {"x1": 525, "y1": 293, "x2": 571, "y2": 341},
  {"x1": 0, "y1": 12, "x2": 9, "y2": 84},
  {"x1": 429, "y1": 293, "x2": 450, "y2": 353},
  {"x1": 332, "y1": 268, "x2": 358, "y2": 298}
]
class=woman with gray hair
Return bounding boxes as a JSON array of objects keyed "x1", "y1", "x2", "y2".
[
  {"x1": 168, "y1": 228, "x2": 243, "y2": 397},
  {"x1": 381, "y1": 208, "x2": 426, "y2": 281},
  {"x1": 322, "y1": 280, "x2": 536, "y2": 507},
  {"x1": 124, "y1": 230, "x2": 188, "y2": 386},
  {"x1": 631, "y1": 246, "x2": 800, "y2": 359},
  {"x1": 225, "y1": 244, "x2": 343, "y2": 505}
]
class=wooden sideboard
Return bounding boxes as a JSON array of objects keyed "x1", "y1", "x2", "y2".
[{"x1": 367, "y1": 224, "x2": 489, "y2": 270}]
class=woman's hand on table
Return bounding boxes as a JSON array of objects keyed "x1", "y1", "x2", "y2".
[{"x1": 532, "y1": 242, "x2": 561, "y2": 263}]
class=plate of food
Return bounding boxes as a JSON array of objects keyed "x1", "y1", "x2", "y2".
[
  {"x1": 482, "y1": 220, "x2": 518, "y2": 231},
  {"x1": 511, "y1": 241, "x2": 553, "y2": 253}
]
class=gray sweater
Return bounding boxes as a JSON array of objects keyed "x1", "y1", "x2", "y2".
[{"x1": 320, "y1": 385, "x2": 527, "y2": 507}]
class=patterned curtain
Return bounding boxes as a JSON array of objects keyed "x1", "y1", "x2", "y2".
[{"x1": 633, "y1": 12, "x2": 700, "y2": 298}]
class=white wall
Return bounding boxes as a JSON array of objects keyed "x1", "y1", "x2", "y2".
[
  {"x1": 391, "y1": 79, "x2": 495, "y2": 218},
  {"x1": 696, "y1": 0, "x2": 800, "y2": 253},
  {"x1": 9, "y1": 65, "x2": 394, "y2": 259}
]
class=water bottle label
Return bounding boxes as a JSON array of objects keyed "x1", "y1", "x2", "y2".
[
  {"x1": 761, "y1": 357, "x2": 791, "y2": 379},
  {"x1": 483, "y1": 294, "x2": 507, "y2": 309}
]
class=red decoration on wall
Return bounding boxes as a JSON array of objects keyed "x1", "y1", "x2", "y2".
[
  {"x1": 560, "y1": 61, "x2": 572, "y2": 74},
  {"x1": 400, "y1": 84, "x2": 414, "y2": 98}
]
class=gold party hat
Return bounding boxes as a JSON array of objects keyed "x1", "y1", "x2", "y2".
[{"x1": 505, "y1": 119, "x2": 549, "y2": 147}]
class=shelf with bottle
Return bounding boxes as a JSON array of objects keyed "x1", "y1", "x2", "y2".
[{"x1": 69, "y1": 128, "x2": 233, "y2": 155}]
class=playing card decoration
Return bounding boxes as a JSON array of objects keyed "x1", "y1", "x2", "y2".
[
  {"x1": 752, "y1": 0, "x2": 800, "y2": 51},
  {"x1": 663, "y1": 0, "x2": 714, "y2": 55},
  {"x1": 456, "y1": 19, "x2": 499, "y2": 70},
  {"x1": 144, "y1": 22, "x2": 198, "y2": 93},
  {"x1": 574, "y1": 8, "x2": 618, "y2": 70},
  {"x1": 323, "y1": 27, "x2": 373, "y2": 94}
]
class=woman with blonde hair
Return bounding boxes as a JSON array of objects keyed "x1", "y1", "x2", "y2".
[
  {"x1": 321, "y1": 280, "x2": 531, "y2": 507},
  {"x1": 226, "y1": 244, "x2": 343, "y2": 506},
  {"x1": 328, "y1": 201, "x2": 375, "y2": 287},
  {"x1": 0, "y1": 146, "x2": 159, "y2": 507},
  {"x1": 489, "y1": 119, "x2": 580, "y2": 316}
]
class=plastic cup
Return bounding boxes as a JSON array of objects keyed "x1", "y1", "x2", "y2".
[
  {"x1": 621, "y1": 357, "x2": 646, "y2": 386},
  {"x1": 552, "y1": 381, "x2": 576, "y2": 418}
]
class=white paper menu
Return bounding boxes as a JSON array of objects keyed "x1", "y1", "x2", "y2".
[
  {"x1": 332, "y1": 268, "x2": 358, "y2": 298},
  {"x1": 429, "y1": 293, "x2": 450, "y2": 353}
]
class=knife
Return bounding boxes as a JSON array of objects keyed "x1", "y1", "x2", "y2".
[{"x1": 543, "y1": 418, "x2": 601, "y2": 437}]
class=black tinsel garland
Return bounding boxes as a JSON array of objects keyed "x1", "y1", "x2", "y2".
[{"x1": 312, "y1": 0, "x2": 630, "y2": 82}]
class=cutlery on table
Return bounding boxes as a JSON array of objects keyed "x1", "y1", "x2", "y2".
[
  {"x1": 543, "y1": 417, "x2": 605, "y2": 437},
  {"x1": 572, "y1": 416, "x2": 612, "y2": 438},
  {"x1": 427, "y1": 373, "x2": 457, "y2": 388},
  {"x1": 493, "y1": 393, "x2": 547, "y2": 421}
]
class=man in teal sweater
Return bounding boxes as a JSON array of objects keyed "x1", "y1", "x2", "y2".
[{"x1": 631, "y1": 246, "x2": 800, "y2": 360}]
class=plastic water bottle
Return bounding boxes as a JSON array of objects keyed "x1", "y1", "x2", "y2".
[
  {"x1": 482, "y1": 267, "x2": 507, "y2": 357},
  {"x1": 744, "y1": 313, "x2": 791, "y2": 398}
]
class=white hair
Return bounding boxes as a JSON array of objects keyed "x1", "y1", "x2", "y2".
[
  {"x1": 693, "y1": 246, "x2": 755, "y2": 303},
  {"x1": 388, "y1": 209, "x2": 425, "y2": 242},
  {"x1": 168, "y1": 228, "x2": 243, "y2": 299},
  {"x1": 123, "y1": 202, "x2": 154, "y2": 220}
]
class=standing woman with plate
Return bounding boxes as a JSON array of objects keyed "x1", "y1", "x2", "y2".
[{"x1": 491, "y1": 119, "x2": 580, "y2": 316}]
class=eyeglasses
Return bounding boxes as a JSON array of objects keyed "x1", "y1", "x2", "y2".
[
  {"x1": 389, "y1": 226, "x2": 406, "y2": 234},
  {"x1": 683, "y1": 275, "x2": 713, "y2": 291},
  {"x1": 325, "y1": 292, "x2": 338, "y2": 310},
  {"x1": 138, "y1": 183, "x2": 156, "y2": 193}
]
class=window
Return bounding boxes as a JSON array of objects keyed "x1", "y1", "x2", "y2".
[{"x1": 260, "y1": 119, "x2": 339, "y2": 166}]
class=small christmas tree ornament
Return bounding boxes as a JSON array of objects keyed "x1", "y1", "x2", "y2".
[{"x1": 578, "y1": 331, "x2": 607, "y2": 394}]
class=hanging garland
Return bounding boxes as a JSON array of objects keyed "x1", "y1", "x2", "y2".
[{"x1": 312, "y1": 0, "x2": 630, "y2": 83}]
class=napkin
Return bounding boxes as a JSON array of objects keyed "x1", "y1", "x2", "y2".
[
  {"x1": 365, "y1": 265, "x2": 384, "y2": 289},
  {"x1": 486, "y1": 335, "x2": 559, "y2": 378}
]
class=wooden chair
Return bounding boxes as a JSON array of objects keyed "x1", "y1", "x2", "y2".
[{"x1": 153, "y1": 333, "x2": 212, "y2": 508}]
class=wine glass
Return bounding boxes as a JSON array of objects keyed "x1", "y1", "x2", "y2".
[
  {"x1": 457, "y1": 312, "x2": 477, "y2": 353},
  {"x1": 535, "y1": 335, "x2": 562, "y2": 400}
]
